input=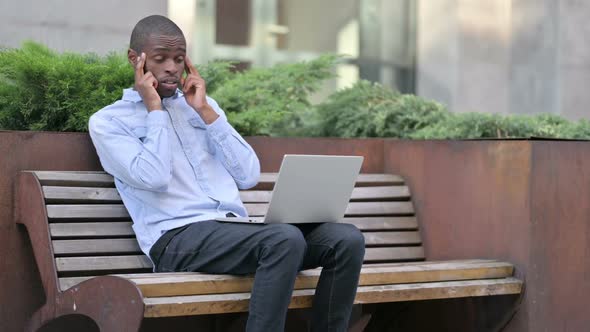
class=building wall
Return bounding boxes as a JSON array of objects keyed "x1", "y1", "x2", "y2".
[
  {"x1": 558, "y1": 0, "x2": 590, "y2": 120},
  {"x1": 0, "y1": 0, "x2": 167, "y2": 54},
  {"x1": 1, "y1": 0, "x2": 588, "y2": 120},
  {"x1": 417, "y1": 0, "x2": 590, "y2": 120}
]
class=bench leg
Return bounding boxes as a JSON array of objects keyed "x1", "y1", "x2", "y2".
[
  {"x1": 348, "y1": 313, "x2": 372, "y2": 332},
  {"x1": 346, "y1": 304, "x2": 373, "y2": 332},
  {"x1": 27, "y1": 276, "x2": 145, "y2": 332}
]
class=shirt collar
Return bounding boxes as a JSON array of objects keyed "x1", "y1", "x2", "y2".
[{"x1": 122, "y1": 88, "x2": 184, "y2": 103}]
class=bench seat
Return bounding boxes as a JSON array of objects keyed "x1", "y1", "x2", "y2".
[{"x1": 16, "y1": 171, "x2": 523, "y2": 331}]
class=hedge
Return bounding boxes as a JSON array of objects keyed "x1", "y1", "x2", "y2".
[{"x1": 1, "y1": 42, "x2": 589, "y2": 139}]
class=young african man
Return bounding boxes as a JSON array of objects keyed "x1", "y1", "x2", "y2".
[{"x1": 89, "y1": 15, "x2": 364, "y2": 332}]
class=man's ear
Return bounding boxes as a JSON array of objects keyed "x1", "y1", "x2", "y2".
[{"x1": 128, "y1": 48, "x2": 138, "y2": 66}]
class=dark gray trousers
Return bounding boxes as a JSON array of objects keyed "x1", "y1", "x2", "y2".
[{"x1": 150, "y1": 220, "x2": 365, "y2": 332}]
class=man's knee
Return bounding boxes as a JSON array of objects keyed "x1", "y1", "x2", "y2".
[
  {"x1": 267, "y1": 224, "x2": 307, "y2": 255},
  {"x1": 335, "y1": 223, "x2": 365, "y2": 260}
]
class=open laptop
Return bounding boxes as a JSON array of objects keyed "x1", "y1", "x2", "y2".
[{"x1": 215, "y1": 154, "x2": 363, "y2": 224}]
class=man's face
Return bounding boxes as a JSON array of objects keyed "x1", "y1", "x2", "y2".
[{"x1": 130, "y1": 34, "x2": 186, "y2": 98}]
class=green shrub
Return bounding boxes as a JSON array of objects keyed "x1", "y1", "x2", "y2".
[
  {"x1": 410, "y1": 112, "x2": 590, "y2": 139},
  {"x1": 210, "y1": 55, "x2": 337, "y2": 136},
  {"x1": 308, "y1": 80, "x2": 449, "y2": 138},
  {"x1": 0, "y1": 42, "x2": 237, "y2": 132},
  {"x1": 1, "y1": 42, "x2": 589, "y2": 140},
  {"x1": 566, "y1": 119, "x2": 590, "y2": 139},
  {"x1": 309, "y1": 79, "x2": 590, "y2": 140},
  {"x1": 0, "y1": 42, "x2": 335, "y2": 135},
  {"x1": 0, "y1": 42, "x2": 134, "y2": 131},
  {"x1": 374, "y1": 94, "x2": 449, "y2": 138},
  {"x1": 310, "y1": 80, "x2": 399, "y2": 137}
]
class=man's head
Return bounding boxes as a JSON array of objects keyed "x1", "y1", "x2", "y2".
[{"x1": 128, "y1": 15, "x2": 186, "y2": 98}]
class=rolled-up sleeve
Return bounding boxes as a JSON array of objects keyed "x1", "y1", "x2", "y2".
[
  {"x1": 89, "y1": 110, "x2": 172, "y2": 191},
  {"x1": 205, "y1": 98, "x2": 261, "y2": 189}
]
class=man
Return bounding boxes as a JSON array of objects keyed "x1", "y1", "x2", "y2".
[{"x1": 89, "y1": 15, "x2": 364, "y2": 332}]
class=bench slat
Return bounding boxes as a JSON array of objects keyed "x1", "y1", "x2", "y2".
[
  {"x1": 258, "y1": 173, "x2": 403, "y2": 185},
  {"x1": 60, "y1": 261, "x2": 515, "y2": 295},
  {"x1": 33, "y1": 171, "x2": 116, "y2": 187},
  {"x1": 46, "y1": 205, "x2": 130, "y2": 219},
  {"x1": 52, "y1": 239, "x2": 142, "y2": 255},
  {"x1": 344, "y1": 202, "x2": 414, "y2": 216},
  {"x1": 127, "y1": 260, "x2": 516, "y2": 297},
  {"x1": 46, "y1": 202, "x2": 415, "y2": 219},
  {"x1": 43, "y1": 186, "x2": 122, "y2": 203},
  {"x1": 50, "y1": 222, "x2": 135, "y2": 238},
  {"x1": 55, "y1": 245, "x2": 425, "y2": 272},
  {"x1": 51, "y1": 231, "x2": 421, "y2": 255},
  {"x1": 57, "y1": 259, "x2": 504, "y2": 290},
  {"x1": 142, "y1": 277, "x2": 523, "y2": 317},
  {"x1": 349, "y1": 186, "x2": 410, "y2": 201},
  {"x1": 43, "y1": 186, "x2": 411, "y2": 204},
  {"x1": 55, "y1": 255, "x2": 152, "y2": 272},
  {"x1": 363, "y1": 231, "x2": 421, "y2": 246},
  {"x1": 365, "y1": 247, "x2": 424, "y2": 262},
  {"x1": 349, "y1": 217, "x2": 418, "y2": 231},
  {"x1": 34, "y1": 171, "x2": 403, "y2": 187},
  {"x1": 242, "y1": 186, "x2": 411, "y2": 202},
  {"x1": 49, "y1": 217, "x2": 418, "y2": 239},
  {"x1": 243, "y1": 202, "x2": 415, "y2": 217}
]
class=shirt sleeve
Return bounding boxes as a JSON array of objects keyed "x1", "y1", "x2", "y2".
[
  {"x1": 89, "y1": 110, "x2": 172, "y2": 191},
  {"x1": 204, "y1": 98, "x2": 261, "y2": 189}
]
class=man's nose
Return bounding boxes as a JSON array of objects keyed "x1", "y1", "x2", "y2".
[{"x1": 164, "y1": 59, "x2": 178, "y2": 74}]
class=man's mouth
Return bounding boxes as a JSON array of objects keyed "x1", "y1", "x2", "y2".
[{"x1": 159, "y1": 78, "x2": 179, "y2": 90}]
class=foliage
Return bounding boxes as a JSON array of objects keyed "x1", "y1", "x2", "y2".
[
  {"x1": 1, "y1": 42, "x2": 589, "y2": 140},
  {"x1": 409, "y1": 112, "x2": 590, "y2": 139},
  {"x1": 307, "y1": 79, "x2": 590, "y2": 140},
  {"x1": 0, "y1": 42, "x2": 134, "y2": 131},
  {"x1": 210, "y1": 55, "x2": 337, "y2": 136},
  {"x1": 309, "y1": 80, "x2": 400, "y2": 137},
  {"x1": 0, "y1": 42, "x2": 336, "y2": 135},
  {"x1": 304, "y1": 80, "x2": 449, "y2": 138},
  {"x1": 193, "y1": 60, "x2": 235, "y2": 95},
  {"x1": 0, "y1": 42, "x2": 235, "y2": 132}
]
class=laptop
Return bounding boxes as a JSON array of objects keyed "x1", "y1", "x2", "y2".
[{"x1": 215, "y1": 154, "x2": 363, "y2": 224}]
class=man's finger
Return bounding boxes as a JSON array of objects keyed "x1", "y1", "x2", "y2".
[
  {"x1": 146, "y1": 75, "x2": 158, "y2": 89},
  {"x1": 143, "y1": 71, "x2": 158, "y2": 88},
  {"x1": 182, "y1": 77, "x2": 196, "y2": 94},
  {"x1": 184, "y1": 55, "x2": 200, "y2": 77},
  {"x1": 134, "y1": 53, "x2": 145, "y2": 82}
]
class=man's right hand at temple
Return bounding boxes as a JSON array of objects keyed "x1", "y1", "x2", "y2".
[{"x1": 134, "y1": 52, "x2": 163, "y2": 112}]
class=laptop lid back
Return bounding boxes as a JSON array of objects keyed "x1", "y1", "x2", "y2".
[{"x1": 264, "y1": 155, "x2": 363, "y2": 223}]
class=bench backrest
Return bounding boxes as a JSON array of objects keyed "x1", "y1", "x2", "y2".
[{"x1": 19, "y1": 171, "x2": 424, "y2": 292}]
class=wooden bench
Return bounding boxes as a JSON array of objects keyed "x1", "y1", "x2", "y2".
[{"x1": 16, "y1": 170, "x2": 523, "y2": 331}]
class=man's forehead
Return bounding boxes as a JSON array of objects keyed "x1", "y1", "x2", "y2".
[{"x1": 145, "y1": 34, "x2": 186, "y2": 51}]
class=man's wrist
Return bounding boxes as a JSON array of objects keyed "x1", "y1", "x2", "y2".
[
  {"x1": 196, "y1": 104, "x2": 220, "y2": 124},
  {"x1": 146, "y1": 101, "x2": 163, "y2": 112}
]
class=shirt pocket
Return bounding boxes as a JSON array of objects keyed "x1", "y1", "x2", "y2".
[
  {"x1": 132, "y1": 126, "x2": 147, "y2": 142},
  {"x1": 188, "y1": 118, "x2": 216, "y2": 155}
]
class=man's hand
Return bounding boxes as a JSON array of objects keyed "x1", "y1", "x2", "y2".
[
  {"x1": 182, "y1": 56, "x2": 219, "y2": 124},
  {"x1": 134, "y1": 53, "x2": 162, "y2": 112}
]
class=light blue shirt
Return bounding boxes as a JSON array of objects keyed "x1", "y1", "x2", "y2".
[{"x1": 89, "y1": 88, "x2": 260, "y2": 257}]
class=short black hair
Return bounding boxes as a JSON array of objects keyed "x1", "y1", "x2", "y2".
[{"x1": 129, "y1": 15, "x2": 185, "y2": 52}]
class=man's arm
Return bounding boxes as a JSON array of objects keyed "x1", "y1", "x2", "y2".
[
  {"x1": 205, "y1": 98, "x2": 261, "y2": 189},
  {"x1": 182, "y1": 56, "x2": 260, "y2": 189},
  {"x1": 89, "y1": 53, "x2": 172, "y2": 191},
  {"x1": 89, "y1": 110, "x2": 172, "y2": 191}
]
